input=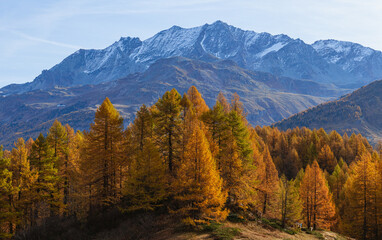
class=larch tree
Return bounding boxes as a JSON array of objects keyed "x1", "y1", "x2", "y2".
[
  {"x1": 227, "y1": 110, "x2": 252, "y2": 162},
  {"x1": 219, "y1": 109, "x2": 256, "y2": 212},
  {"x1": 29, "y1": 133, "x2": 61, "y2": 221},
  {"x1": 81, "y1": 97, "x2": 124, "y2": 208},
  {"x1": 294, "y1": 168, "x2": 305, "y2": 189},
  {"x1": 47, "y1": 120, "x2": 69, "y2": 212},
  {"x1": 153, "y1": 89, "x2": 182, "y2": 175},
  {"x1": 318, "y1": 145, "x2": 337, "y2": 173},
  {"x1": 328, "y1": 159, "x2": 349, "y2": 231},
  {"x1": 63, "y1": 125, "x2": 84, "y2": 216},
  {"x1": 342, "y1": 152, "x2": 382, "y2": 240},
  {"x1": 187, "y1": 86, "x2": 209, "y2": 117},
  {"x1": 0, "y1": 146, "x2": 17, "y2": 238},
  {"x1": 300, "y1": 160, "x2": 335, "y2": 230},
  {"x1": 256, "y1": 147, "x2": 279, "y2": 217},
  {"x1": 171, "y1": 121, "x2": 227, "y2": 224},
  {"x1": 328, "y1": 130, "x2": 344, "y2": 159},
  {"x1": 371, "y1": 152, "x2": 381, "y2": 240},
  {"x1": 279, "y1": 175, "x2": 302, "y2": 228},
  {"x1": 230, "y1": 92, "x2": 246, "y2": 121},
  {"x1": 180, "y1": 94, "x2": 194, "y2": 162},
  {"x1": 287, "y1": 148, "x2": 301, "y2": 179},
  {"x1": 328, "y1": 162, "x2": 348, "y2": 206},
  {"x1": 201, "y1": 101, "x2": 229, "y2": 168},
  {"x1": 9, "y1": 138, "x2": 38, "y2": 230},
  {"x1": 123, "y1": 105, "x2": 167, "y2": 211},
  {"x1": 217, "y1": 92, "x2": 230, "y2": 113}
]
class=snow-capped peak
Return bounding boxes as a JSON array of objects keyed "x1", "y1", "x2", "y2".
[
  {"x1": 312, "y1": 39, "x2": 377, "y2": 67},
  {"x1": 313, "y1": 39, "x2": 374, "y2": 57},
  {"x1": 4, "y1": 20, "x2": 382, "y2": 96}
]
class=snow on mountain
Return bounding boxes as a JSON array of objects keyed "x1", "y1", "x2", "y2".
[
  {"x1": 313, "y1": 39, "x2": 374, "y2": 66},
  {"x1": 256, "y1": 42, "x2": 288, "y2": 58},
  {"x1": 2, "y1": 20, "x2": 382, "y2": 95},
  {"x1": 313, "y1": 39, "x2": 382, "y2": 85},
  {"x1": 131, "y1": 25, "x2": 203, "y2": 62}
]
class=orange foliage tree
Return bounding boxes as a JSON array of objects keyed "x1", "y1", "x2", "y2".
[{"x1": 300, "y1": 160, "x2": 335, "y2": 230}]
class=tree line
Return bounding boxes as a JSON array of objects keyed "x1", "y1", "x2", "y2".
[{"x1": 0, "y1": 86, "x2": 381, "y2": 239}]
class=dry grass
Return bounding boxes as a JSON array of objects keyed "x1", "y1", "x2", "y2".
[{"x1": 141, "y1": 220, "x2": 353, "y2": 240}]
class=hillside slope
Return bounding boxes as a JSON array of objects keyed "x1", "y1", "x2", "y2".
[
  {"x1": 0, "y1": 57, "x2": 337, "y2": 148},
  {"x1": 274, "y1": 79, "x2": 382, "y2": 144}
]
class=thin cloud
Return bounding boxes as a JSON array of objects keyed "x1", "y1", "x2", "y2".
[{"x1": 7, "y1": 29, "x2": 82, "y2": 50}]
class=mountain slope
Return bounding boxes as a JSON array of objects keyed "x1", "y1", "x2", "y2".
[
  {"x1": 313, "y1": 40, "x2": 382, "y2": 87},
  {"x1": 274, "y1": 79, "x2": 382, "y2": 143},
  {"x1": 0, "y1": 57, "x2": 335, "y2": 148},
  {"x1": 2, "y1": 21, "x2": 382, "y2": 95}
]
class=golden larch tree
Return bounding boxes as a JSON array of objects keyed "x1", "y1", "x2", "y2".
[
  {"x1": 171, "y1": 120, "x2": 227, "y2": 224},
  {"x1": 342, "y1": 152, "x2": 382, "y2": 240},
  {"x1": 9, "y1": 138, "x2": 38, "y2": 230},
  {"x1": 256, "y1": 147, "x2": 279, "y2": 217},
  {"x1": 318, "y1": 145, "x2": 337, "y2": 173},
  {"x1": 300, "y1": 160, "x2": 335, "y2": 230},
  {"x1": 81, "y1": 97, "x2": 124, "y2": 208},
  {"x1": 187, "y1": 86, "x2": 209, "y2": 117}
]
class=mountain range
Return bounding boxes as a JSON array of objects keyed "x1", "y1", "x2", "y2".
[
  {"x1": 2, "y1": 21, "x2": 382, "y2": 96},
  {"x1": 1, "y1": 20, "x2": 382, "y2": 147},
  {"x1": 0, "y1": 57, "x2": 336, "y2": 148}
]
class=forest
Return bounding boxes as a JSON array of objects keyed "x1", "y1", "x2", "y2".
[{"x1": 0, "y1": 86, "x2": 381, "y2": 240}]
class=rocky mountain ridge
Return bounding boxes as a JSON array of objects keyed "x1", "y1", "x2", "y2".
[{"x1": 2, "y1": 21, "x2": 382, "y2": 95}]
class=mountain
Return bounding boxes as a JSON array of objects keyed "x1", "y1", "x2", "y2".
[
  {"x1": 312, "y1": 40, "x2": 382, "y2": 87},
  {"x1": 2, "y1": 21, "x2": 382, "y2": 95},
  {"x1": 274, "y1": 79, "x2": 382, "y2": 144},
  {"x1": 0, "y1": 57, "x2": 337, "y2": 148}
]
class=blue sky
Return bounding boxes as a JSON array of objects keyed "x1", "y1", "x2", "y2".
[{"x1": 1, "y1": 0, "x2": 382, "y2": 87}]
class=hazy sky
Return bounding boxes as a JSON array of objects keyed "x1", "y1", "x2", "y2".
[{"x1": 1, "y1": 0, "x2": 382, "y2": 88}]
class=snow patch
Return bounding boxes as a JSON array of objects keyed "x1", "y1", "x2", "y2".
[
  {"x1": 200, "y1": 34, "x2": 207, "y2": 52},
  {"x1": 256, "y1": 42, "x2": 287, "y2": 58},
  {"x1": 244, "y1": 32, "x2": 260, "y2": 46},
  {"x1": 329, "y1": 56, "x2": 341, "y2": 64}
]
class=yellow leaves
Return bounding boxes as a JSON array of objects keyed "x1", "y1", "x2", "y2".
[
  {"x1": 187, "y1": 86, "x2": 209, "y2": 116},
  {"x1": 300, "y1": 161, "x2": 335, "y2": 230},
  {"x1": 318, "y1": 145, "x2": 337, "y2": 173},
  {"x1": 171, "y1": 123, "x2": 227, "y2": 224},
  {"x1": 341, "y1": 152, "x2": 382, "y2": 239},
  {"x1": 81, "y1": 98, "x2": 125, "y2": 207},
  {"x1": 7, "y1": 86, "x2": 382, "y2": 236},
  {"x1": 123, "y1": 139, "x2": 167, "y2": 212},
  {"x1": 255, "y1": 147, "x2": 279, "y2": 217}
]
